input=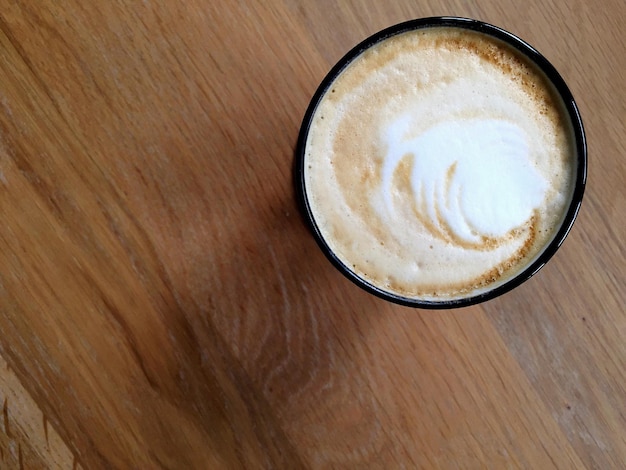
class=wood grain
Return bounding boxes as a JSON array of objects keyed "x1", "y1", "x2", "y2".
[
  {"x1": 0, "y1": 354, "x2": 80, "y2": 469},
  {"x1": 0, "y1": 0, "x2": 624, "y2": 468}
]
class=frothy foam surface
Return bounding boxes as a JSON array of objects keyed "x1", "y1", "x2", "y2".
[
  {"x1": 384, "y1": 117, "x2": 547, "y2": 244},
  {"x1": 304, "y1": 27, "x2": 576, "y2": 301}
]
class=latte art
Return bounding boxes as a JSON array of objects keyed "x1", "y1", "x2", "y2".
[
  {"x1": 301, "y1": 23, "x2": 579, "y2": 303},
  {"x1": 382, "y1": 117, "x2": 547, "y2": 247}
]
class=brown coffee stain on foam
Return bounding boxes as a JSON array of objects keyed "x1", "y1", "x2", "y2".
[
  {"x1": 437, "y1": 161, "x2": 503, "y2": 252},
  {"x1": 326, "y1": 34, "x2": 418, "y2": 107},
  {"x1": 418, "y1": 187, "x2": 452, "y2": 244},
  {"x1": 455, "y1": 213, "x2": 538, "y2": 296},
  {"x1": 387, "y1": 152, "x2": 515, "y2": 254},
  {"x1": 359, "y1": 159, "x2": 379, "y2": 186},
  {"x1": 408, "y1": 158, "x2": 530, "y2": 254},
  {"x1": 427, "y1": 28, "x2": 567, "y2": 133},
  {"x1": 444, "y1": 161, "x2": 458, "y2": 209},
  {"x1": 401, "y1": 213, "x2": 540, "y2": 300},
  {"x1": 393, "y1": 155, "x2": 454, "y2": 245},
  {"x1": 390, "y1": 156, "x2": 453, "y2": 246},
  {"x1": 403, "y1": 158, "x2": 501, "y2": 252},
  {"x1": 331, "y1": 101, "x2": 386, "y2": 242},
  {"x1": 382, "y1": 201, "x2": 540, "y2": 300},
  {"x1": 393, "y1": 156, "x2": 414, "y2": 199}
]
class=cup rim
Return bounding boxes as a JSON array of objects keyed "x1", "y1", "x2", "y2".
[{"x1": 295, "y1": 16, "x2": 587, "y2": 309}]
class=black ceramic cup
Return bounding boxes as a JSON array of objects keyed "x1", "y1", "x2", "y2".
[{"x1": 295, "y1": 17, "x2": 587, "y2": 308}]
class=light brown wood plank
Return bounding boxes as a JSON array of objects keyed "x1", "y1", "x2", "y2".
[{"x1": 0, "y1": 0, "x2": 623, "y2": 468}]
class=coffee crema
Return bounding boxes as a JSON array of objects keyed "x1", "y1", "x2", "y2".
[{"x1": 302, "y1": 24, "x2": 578, "y2": 303}]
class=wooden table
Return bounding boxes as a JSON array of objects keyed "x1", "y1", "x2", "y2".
[{"x1": 0, "y1": 1, "x2": 624, "y2": 468}]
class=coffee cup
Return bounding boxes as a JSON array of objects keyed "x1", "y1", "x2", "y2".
[{"x1": 296, "y1": 17, "x2": 587, "y2": 308}]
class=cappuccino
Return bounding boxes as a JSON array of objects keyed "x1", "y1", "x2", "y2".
[{"x1": 299, "y1": 20, "x2": 584, "y2": 306}]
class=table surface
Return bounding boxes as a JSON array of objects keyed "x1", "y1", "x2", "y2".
[{"x1": 0, "y1": 1, "x2": 624, "y2": 468}]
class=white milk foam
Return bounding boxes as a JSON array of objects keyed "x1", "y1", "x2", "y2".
[
  {"x1": 304, "y1": 27, "x2": 575, "y2": 300},
  {"x1": 383, "y1": 117, "x2": 547, "y2": 244}
]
